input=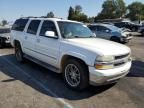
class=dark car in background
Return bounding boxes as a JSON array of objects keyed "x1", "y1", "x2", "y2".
[
  {"x1": 138, "y1": 26, "x2": 144, "y2": 35},
  {"x1": 113, "y1": 21, "x2": 141, "y2": 32},
  {"x1": 0, "y1": 27, "x2": 11, "y2": 48}
]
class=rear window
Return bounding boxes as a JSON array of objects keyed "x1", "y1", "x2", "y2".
[{"x1": 12, "y1": 19, "x2": 28, "y2": 31}]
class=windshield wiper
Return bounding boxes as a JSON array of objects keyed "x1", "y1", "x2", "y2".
[
  {"x1": 66, "y1": 35, "x2": 95, "y2": 39},
  {"x1": 73, "y1": 35, "x2": 81, "y2": 38}
]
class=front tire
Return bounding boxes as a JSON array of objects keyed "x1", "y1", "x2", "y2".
[
  {"x1": 63, "y1": 59, "x2": 89, "y2": 90},
  {"x1": 15, "y1": 42, "x2": 24, "y2": 63},
  {"x1": 0, "y1": 38, "x2": 5, "y2": 48}
]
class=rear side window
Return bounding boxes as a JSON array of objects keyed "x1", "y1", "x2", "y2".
[
  {"x1": 27, "y1": 20, "x2": 41, "y2": 35},
  {"x1": 40, "y1": 21, "x2": 57, "y2": 36},
  {"x1": 12, "y1": 19, "x2": 28, "y2": 31},
  {"x1": 115, "y1": 23, "x2": 123, "y2": 27}
]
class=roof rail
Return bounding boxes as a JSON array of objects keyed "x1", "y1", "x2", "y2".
[
  {"x1": 20, "y1": 16, "x2": 39, "y2": 19},
  {"x1": 20, "y1": 16, "x2": 63, "y2": 19}
]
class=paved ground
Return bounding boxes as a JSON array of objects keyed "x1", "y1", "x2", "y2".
[{"x1": 0, "y1": 36, "x2": 144, "y2": 108}]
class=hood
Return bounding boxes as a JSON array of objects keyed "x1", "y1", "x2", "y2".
[{"x1": 65, "y1": 38, "x2": 130, "y2": 56}]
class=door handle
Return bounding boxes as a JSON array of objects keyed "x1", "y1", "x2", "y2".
[{"x1": 37, "y1": 39, "x2": 40, "y2": 43}]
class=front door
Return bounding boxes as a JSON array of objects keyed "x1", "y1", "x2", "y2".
[{"x1": 35, "y1": 20, "x2": 60, "y2": 67}]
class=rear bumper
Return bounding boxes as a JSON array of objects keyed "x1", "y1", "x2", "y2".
[{"x1": 89, "y1": 61, "x2": 131, "y2": 85}]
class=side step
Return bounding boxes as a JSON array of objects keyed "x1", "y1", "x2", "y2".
[{"x1": 24, "y1": 54, "x2": 60, "y2": 73}]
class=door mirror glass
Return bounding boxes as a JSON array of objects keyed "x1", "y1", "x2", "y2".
[
  {"x1": 45, "y1": 31, "x2": 57, "y2": 38},
  {"x1": 105, "y1": 29, "x2": 110, "y2": 33},
  {"x1": 93, "y1": 33, "x2": 96, "y2": 37}
]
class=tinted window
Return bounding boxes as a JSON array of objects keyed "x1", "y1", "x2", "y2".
[
  {"x1": 27, "y1": 20, "x2": 40, "y2": 35},
  {"x1": 0, "y1": 28, "x2": 10, "y2": 34},
  {"x1": 40, "y1": 21, "x2": 57, "y2": 36},
  {"x1": 88, "y1": 26, "x2": 97, "y2": 31},
  {"x1": 12, "y1": 19, "x2": 28, "y2": 31},
  {"x1": 97, "y1": 26, "x2": 110, "y2": 32}
]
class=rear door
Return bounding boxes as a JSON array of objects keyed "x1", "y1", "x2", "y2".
[
  {"x1": 11, "y1": 19, "x2": 28, "y2": 46},
  {"x1": 23, "y1": 20, "x2": 41, "y2": 57},
  {"x1": 35, "y1": 20, "x2": 60, "y2": 66}
]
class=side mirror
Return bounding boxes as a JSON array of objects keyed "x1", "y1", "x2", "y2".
[
  {"x1": 45, "y1": 31, "x2": 57, "y2": 38},
  {"x1": 93, "y1": 33, "x2": 96, "y2": 37},
  {"x1": 105, "y1": 30, "x2": 110, "y2": 33}
]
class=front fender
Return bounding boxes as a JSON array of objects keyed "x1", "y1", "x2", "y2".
[{"x1": 58, "y1": 51, "x2": 95, "y2": 68}]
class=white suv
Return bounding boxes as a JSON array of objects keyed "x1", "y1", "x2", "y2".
[{"x1": 10, "y1": 17, "x2": 132, "y2": 90}]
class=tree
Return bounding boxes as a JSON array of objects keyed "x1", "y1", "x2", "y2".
[
  {"x1": 67, "y1": 5, "x2": 88, "y2": 22},
  {"x1": 68, "y1": 6, "x2": 75, "y2": 20},
  {"x1": 75, "y1": 5, "x2": 82, "y2": 14},
  {"x1": 1, "y1": 20, "x2": 8, "y2": 26},
  {"x1": 126, "y1": 2, "x2": 144, "y2": 21},
  {"x1": 47, "y1": 11, "x2": 55, "y2": 18},
  {"x1": 88, "y1": 17, "x2": 95, "y2": 23},
  {"x1": 95, "y1": 0, "x2": 126, "y2": 21}
]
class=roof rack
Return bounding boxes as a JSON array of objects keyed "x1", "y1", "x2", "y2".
[
  {"x1": 20, "y1": 16, "x2": 39, "y2": 19},
  {"x1": 20, "y1": 16, "x2": 63, "y2": 19}
]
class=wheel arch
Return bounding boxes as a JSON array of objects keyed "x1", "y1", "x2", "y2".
[
  {"x1": 60, "y1": 54, "x2": 89, "y2": 73},
  {"x1": 13, "y1": 40, "x2": 20, "y2": 47}
]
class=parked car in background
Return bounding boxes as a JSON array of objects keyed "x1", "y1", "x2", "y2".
[
  {"x1": 88, "y1": 23, "x2": 133, "y2": 43},
  {"x1": 138, "y1": 26, "x2": 144, "y2": 35},
  {"x1": 0, "y1": 27, "x2": 11, "y2": 48},
  {"x1": 113, "y1": 21, "x2": 141, "y2": 32},
  {"x1": 10, "y1": 17, "x2": 132, "y2": 90}
]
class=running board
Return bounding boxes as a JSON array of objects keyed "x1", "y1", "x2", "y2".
[{"x1": 24, "y1": 54, "x2": 60, "y2": 73}]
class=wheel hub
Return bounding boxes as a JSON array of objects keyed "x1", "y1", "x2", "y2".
[{"x1": 65, "y1": 64, "x2": 80, "y2": 87}]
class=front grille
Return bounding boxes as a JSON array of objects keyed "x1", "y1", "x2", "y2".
[
  {"x1": 114, "y1": 62, "x2": 125, "y2": 66},
  {"x1": 114, "y1": 53, "x2": 130, "y2": 67},
  {"x1": 115, "y1": 53, "x2": 129, "y2": 60}
]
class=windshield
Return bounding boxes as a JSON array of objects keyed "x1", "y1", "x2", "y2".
[
  {"x1": 0, "y1": 29, "x2": 10, "y2": 34},
  {"x1": 58, "y1": 21, "x2": 95, "y2": 39}
]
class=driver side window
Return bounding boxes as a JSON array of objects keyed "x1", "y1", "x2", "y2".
[
  {"x1": 97, "y1": 26, "x2": 110, "y2": 32},
  {"x1": 40, "y1": 21, "x2": 58, "y2": 37}
]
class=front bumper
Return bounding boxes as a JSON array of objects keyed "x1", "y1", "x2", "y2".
[
  {"x1": 89, "y1": 61, "x2": 131, "y2": 85},
  {"x1": 120, "y1": 36, "x2": 133, "y2": 42}
]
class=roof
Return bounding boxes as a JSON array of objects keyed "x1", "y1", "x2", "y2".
[
  {"x1": 20, "y1": 17, "x2": 81, "y2": 23},
  {"x1": 89, "y1": 23, "x2": 110, "y2": 26}
]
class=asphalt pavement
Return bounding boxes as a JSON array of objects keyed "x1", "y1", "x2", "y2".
[{"x1": 0, "y1": 36, "x2": 144, "y2": 108}]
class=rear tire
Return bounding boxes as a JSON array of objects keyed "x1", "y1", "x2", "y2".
[
  {"x1": 15, "y1": 42, "x2": 24, "y2": 63},
  {"x1": 63, "y1": 59, "x2": 89, "y2": 91},
  {"x1": 141, "y1": 30, "x2": 144, "y2": 36},
  {"x1": 132, "y1": 27, "x2": 136, "y2": 32},
  {"x1": 0, "y1": 38, "x2": 5, "y2": 48}
]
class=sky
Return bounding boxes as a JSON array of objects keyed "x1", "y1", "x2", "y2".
[{"x1": 0, "y1": 0, "x2": 144, "y2": 22}]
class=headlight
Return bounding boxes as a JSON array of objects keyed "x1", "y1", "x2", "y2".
[
  {"x1": 95, "y1": 56, "x2": 114, "y2": 70},
  {"x1": 122, "y1": 32, "x2": 127, "y2": 37},
  {"x1": 96, "y1": 56, "x2": 114, "y2": 62}
]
